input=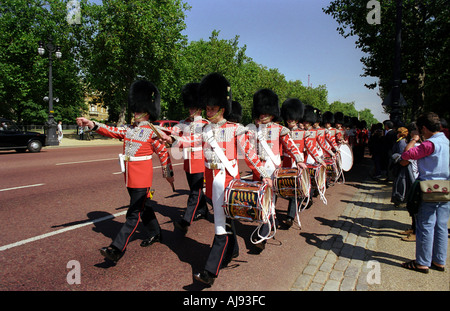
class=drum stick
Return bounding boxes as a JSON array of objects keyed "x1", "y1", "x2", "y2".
[{"x1": 149, "y1": 123, "x2": 170, "y2": 148}]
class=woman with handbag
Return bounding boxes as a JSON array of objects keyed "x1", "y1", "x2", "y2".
[{"x1": 400, "y1": 112, "x2": 449, "y2": 273}]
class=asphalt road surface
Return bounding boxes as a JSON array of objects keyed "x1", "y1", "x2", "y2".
[{"x1": 0, "y1": 145, "x2": 359, "y2": 292}]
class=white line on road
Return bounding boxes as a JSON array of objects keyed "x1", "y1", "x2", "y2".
[
  {"x1": 55, "y1": 158, "x2": 117, "y2": 166},
  {"x1": 0, "y1": 211, "x2": 127, "y2": 252},
  {"x1": 0, "y1": 183, "x2": 45, "y2": 192},
  {"x1": 0, "y1": 162, "x2": 184, "y2": 251}
]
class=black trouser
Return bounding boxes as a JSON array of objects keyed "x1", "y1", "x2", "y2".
[
  {"x1": 111, "y1": 187, "x2": 160, "y2": 252},
  {"x1": 204, "y1": 220, "x2": 238, "y2": 276},
  {"x1": 287, "y1": 198, "x2": 297, "y2": 219},
  {"x1": 183, "y1": 172, "x2": 208, "y2": 224},
  {"x1": 258, "y1": 214, "x2": 278, "y2": 239}
]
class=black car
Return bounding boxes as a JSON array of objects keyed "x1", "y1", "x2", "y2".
[{"x1": 0, "y1": 118, "x2": 46, "y2": 152}]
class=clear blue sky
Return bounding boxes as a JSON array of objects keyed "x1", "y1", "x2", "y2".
[
  {"x1": 183, "y1": 0, "x2": 387, "y2": 122},
  {"x1": 90, "y1": 0, "x2": 388, "y2": 121}
]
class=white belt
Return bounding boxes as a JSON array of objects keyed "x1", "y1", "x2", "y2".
[
  {"x1": 205, "y1": 159, "x2": 236, "y2": 171},
  {"x1": 118, "y1": 154, "x2": 152, "y2": 173},
  {"x1": 182, "y1": 146, "x2": 203, "y2": 160},
  {"x1": 187, "y1": 146, "x2": 202, "y2": 152},
  {"x1": 123, "y1": 155, "x2": 152, "y2": 162}
]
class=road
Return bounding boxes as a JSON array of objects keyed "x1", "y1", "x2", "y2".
[{"x1": 0, "y1": 145, "x2": 358, "y2": 291}]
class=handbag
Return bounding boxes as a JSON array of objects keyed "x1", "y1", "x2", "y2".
[{"x1": 419, "y1": 180, "x2": 450, "y2": 202}]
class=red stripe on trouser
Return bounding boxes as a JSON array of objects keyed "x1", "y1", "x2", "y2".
[
  {"x1": 189, "y1": 189, "x2": 202, "y2": 223},
  {"x1": 121, "y1": 188, "x2": 148, "y2": 252},
  {"x1": 215, "y1": 235, "x2": 228, "y2": 275},
  {"x1": 121, "y1": 211, "x2": 141, "y2": 252}
]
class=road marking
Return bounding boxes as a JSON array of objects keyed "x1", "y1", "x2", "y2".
[
  {"x1": 0, "y1": 162, "x2": 180, "y2": 251},
  {"x1": 0, "y1": 183, "x2": 45, "y2": 192},
  {"x1": 0, "y1": 211, "x2": 127, "y2": 252},
  {"x1": 55, "y1": 158, "x2": 117, "y2": 166}
]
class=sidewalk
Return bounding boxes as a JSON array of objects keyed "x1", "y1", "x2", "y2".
[
  {"x1": 47, "y1": 137, "x2": 122, "y2": 148},
  {"x1": 290, "y1": 165, "x2": 450, "y2": 291}
]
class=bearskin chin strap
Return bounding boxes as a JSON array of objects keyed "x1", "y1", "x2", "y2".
[{"x1": 207, "y1": 108, "x2": 224, "y2": 123}]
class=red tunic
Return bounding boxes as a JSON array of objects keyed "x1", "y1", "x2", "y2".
[
  {"x1": 202, "y1": 120, "x2": 268, "y2": 199},
  {"x1": 171, "y1": 117, "x2": 209, "y2": 174},
  {"x1": 325, "y1": 127, "x2": 339, "y2": 152},
  {"x1": 316, "y1": 127, "x2": 335, "y2": 158},
  {"x1": 335, "y1": 127, "x2": 348, "y2": 145},
  {"x1": 95, "y1": 121, "x2": 173, "y2": 188},
  {"x1": 173, "y1": 119, "x2": 268, "y2": 199},
  {"x1": 304, "y1": 127, "x2": 322, "y2": 164},
  {"x1": 247, "y1": 122, "x2": 304, "y2": 180},
  {"x1": 282, "y1": 127, "x2": 305, "y2": 168}
]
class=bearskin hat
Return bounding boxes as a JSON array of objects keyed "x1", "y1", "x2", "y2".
[
  {"x1": 322, "y1": 111, "x2": 335, "y2": 125},
  {"x1": 181, "y1": 82, "x2": 204, "y2": 109},
  {"x1": 198, "y1": 72, "x2": 232, "y2": 116},
  {"x1": 303, "y1": 105, "x2": 318, "y2": 124},
  {"x1": 281, "y1": 98, "x2": 304, "y2": 122},
  {"x1": 350, "y1": 116, "x2": 359, "y2": 128},
  {"x1": 252, "y1": 88, "x2": 280, "y2": 120},
  {"x1": 227, "y1": 101, "x2": 242, "y2": 123},
  {"x1": 344, "y1": 115, "x2": 351, "y2": 127},
  {"x1": 334, "y1": 112, "x2": 344, "y2": 125},
  {"x1": 128, "y1": 80, "x2": 161, "y2": 121}
]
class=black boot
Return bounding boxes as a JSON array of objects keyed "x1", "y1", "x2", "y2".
[
  {"x1": 140, "y1": 234, "x2": 162, "y2": 247},
  {"x1": 99, "y1": 246, "x2": 123, "y2": 262},
  {"x1": 193, "y1": 270, "x2": 215, "y2": 286}
]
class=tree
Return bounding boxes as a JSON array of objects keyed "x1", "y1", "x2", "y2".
[
  {"x1": 0, "y1": 0, "x2": 85, "y2": 124},
  {"x1": 81, "y1": 0, "x2": 189, "y2": 125},
  {"x1": 323, "y1": 0, "x2": 450, "y2": 122}
]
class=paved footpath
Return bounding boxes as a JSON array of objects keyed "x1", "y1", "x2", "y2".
[{"x1": 290, "y1": 172, "x2": 449, "y2": 291}]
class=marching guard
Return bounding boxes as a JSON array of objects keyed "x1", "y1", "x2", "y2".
[
  {"x1": 247, "y1": 89, "x2": 307, "y2": 248},
  {"x1": 160, "y1": 73, "x2": 272, "y2": 286},
  {"x1": 76, "y1": 80, "x2": 174, "y2": 263},
  {"x1": 280, "y1": 98, "x2": 306, "y2": 227},
  {"x1": 321, "y1": 111, "x2": 340, "y2": 185},
  {"x1": 302, "y1": 105, "x2": 327, "y2": 205},
  {"x1": 334, "y1": 112, "x2": 348, "y2": 145},
  {"x1": 170, "y1": 83, "x2": 209, "y2": 234}
]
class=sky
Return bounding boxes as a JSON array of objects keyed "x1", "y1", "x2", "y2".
[
  {"x1": 90, "y1": 0, "x2": 388, "y2": 122},
  {"x1": 182, "y1": 0, "x2": 387, "y2": 122}
]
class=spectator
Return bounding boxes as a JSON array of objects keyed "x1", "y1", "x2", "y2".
[
  {"x1": 382, "y1": 120, "x2": 397, "y2": 180},
  {"x1": 57, "y1": 121, "x2": 63, "y2": 143},
  {"x1": 400, "y1": 122, "x2": 421, "y2": 242},
  {"x1": 78, "y1": 125, "x2": 84, "y2": 140},
  {"x1": 390, "y1": 127, "x2": 410, "y2": 207},
  {"x1": 401, "y1": 112, "x2": 449, "y2": 273},
  {"x1": 369, "y1": 123, "x2": 384, "y2": 179}
]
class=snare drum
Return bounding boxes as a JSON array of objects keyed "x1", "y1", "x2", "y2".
[
  {"x1": 324, "y1": 157, "x2": 339, "y2": 184},
  {"x1": 273, "y1": 167, "x2": 310, "y2": 199},
  {"x1": 307, "y1": 164, "x2": 327, "y2": 192},
  {"x1": 338, "y1": 143, "x2": 353, "y2": 172},
  {"x1": 223, "y1": 179, "x2": 273, "y2": 223}
]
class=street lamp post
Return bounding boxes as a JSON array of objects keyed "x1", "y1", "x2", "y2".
[{"x1": 38, "y1": 37, "x2": 62, "y2": 146}]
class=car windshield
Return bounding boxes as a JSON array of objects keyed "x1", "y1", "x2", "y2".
[{"x1": 0, "y1": 120, "x2": 20, "y2": 131}]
